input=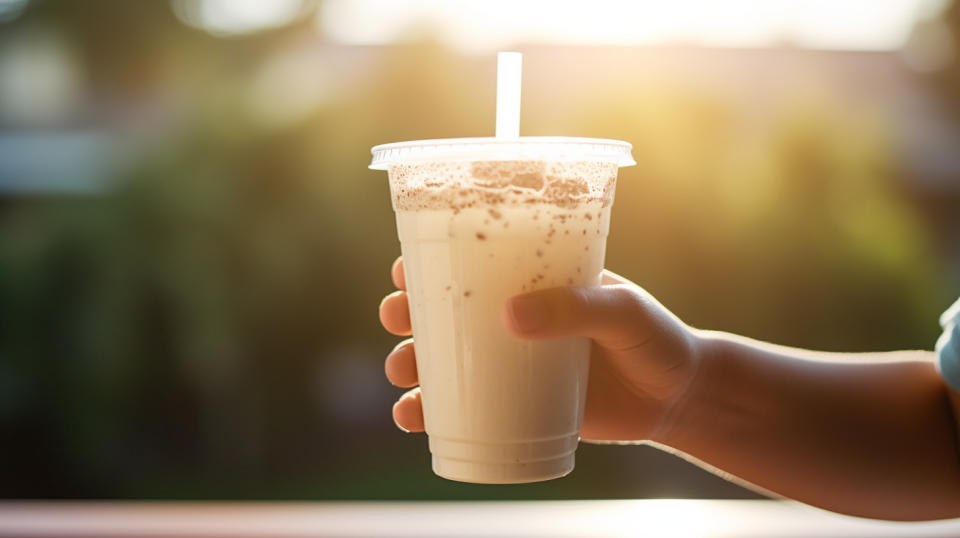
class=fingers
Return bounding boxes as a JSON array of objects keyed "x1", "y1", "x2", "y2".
[
  {"x1": 501, "y1": 284, "x2": 669, "y2": 352},
  {"x1": 385, "y1": 337, "x2": 422, "y2": 432},
  {"x1": 379, "y1": 291, "x2": 412, "y2": 336},
  {"x1": 385, "y1": 338, "x2": 418, "y2": 388},
  {"x1": 386, "y1": 257, "x2": 422, "y2": 433},
  {"x1": 393, "y1": 387, "x2": 425, "y2": 433},
  {"x1": 391, "y1": 257, "x2": 406, "y2": 290},
  {"x1": 382, "y1": 257, "x2": 411, "y2": 335}
]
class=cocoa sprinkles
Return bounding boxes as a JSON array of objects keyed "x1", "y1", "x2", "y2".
[{"x1": 388, "y1": 161, "x2": 618, "y2": 211}]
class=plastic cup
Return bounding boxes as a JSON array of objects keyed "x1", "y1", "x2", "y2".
[{"x1": 371, "y1": 137, "x2": 635, "y2": 483}]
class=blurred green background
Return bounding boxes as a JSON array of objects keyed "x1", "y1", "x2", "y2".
[{"x1": 1, "y1": 0, "x2": 959, "y2": 500}]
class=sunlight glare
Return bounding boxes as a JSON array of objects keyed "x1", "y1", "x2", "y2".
[
  {"x1": 173, "y1": 0, "x2": 303, "y2": 36},
  {"x1": 319, "y1": 0, "x2": 949, "y2": 51}
]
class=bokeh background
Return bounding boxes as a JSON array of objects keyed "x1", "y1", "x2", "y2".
[{"x1": 1, "y1": 0, "x2": 959, "y2": 500}]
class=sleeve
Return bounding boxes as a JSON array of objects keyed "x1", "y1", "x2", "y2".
[{"x1": 935, "y1": 297, "x2": 960, "y2": 393}]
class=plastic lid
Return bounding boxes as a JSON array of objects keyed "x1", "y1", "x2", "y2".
[{"x1": 369, "y1": 136, "x2": 636, "y2": 170}]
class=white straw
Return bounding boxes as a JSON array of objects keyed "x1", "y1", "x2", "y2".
[{"x1": 495, "y1": 52, "x2": 522, "y2": 138}]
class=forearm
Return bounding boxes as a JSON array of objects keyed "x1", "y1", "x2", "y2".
[{"x1": 657, "y1": 330, "x2": 960, "y2": 521}]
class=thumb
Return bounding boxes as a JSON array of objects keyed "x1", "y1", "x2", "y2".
[{"x1": 501, "y1": 284, "x2": 675, "y2": 353}]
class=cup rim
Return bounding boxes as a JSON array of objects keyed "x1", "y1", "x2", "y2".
[{"x1": 369, "y1": 136, "x2": 636, "y2": 170}]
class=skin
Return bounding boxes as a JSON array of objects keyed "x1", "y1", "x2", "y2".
[{"x1": 379, "y1": 256, "x2": 960, "y2": 521}]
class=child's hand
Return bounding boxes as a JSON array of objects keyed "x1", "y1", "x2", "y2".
[
  {"x1": 378, "y1": 257, "x2": 703, "y2": 443},
  {"x1": 381, "y1": 256, "x2": 960, "y2": 519}
]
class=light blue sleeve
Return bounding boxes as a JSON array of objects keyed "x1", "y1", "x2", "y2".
[{"x1": 935, "y1": 297, "x2": 960, "y2": 393}]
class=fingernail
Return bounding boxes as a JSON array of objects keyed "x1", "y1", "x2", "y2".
[
  {"x1": 392, "y1": 400, "x2": 411, "y2": 433},
  {"x1": 507, "y1": 295, "x2": 547, "y2": 333}
]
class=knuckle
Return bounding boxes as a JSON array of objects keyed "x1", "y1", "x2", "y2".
[
  {"x1": 605, "y1": 284, "x2": 651, "y2": 331},
  {"x1": 612, "y1": 284, "x2": 646, "y2": 312},
  {"x1": 556, "y1": 287, "x2": 590, "y2": 326}
]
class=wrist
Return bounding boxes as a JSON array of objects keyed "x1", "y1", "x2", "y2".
[{"x1": 649, "y1": 329, "x2": 728, "y2": 448}]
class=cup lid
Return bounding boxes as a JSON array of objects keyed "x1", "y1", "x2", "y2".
[{"x1": 369, "y1": 136, "x2": 636, "y2": 170}]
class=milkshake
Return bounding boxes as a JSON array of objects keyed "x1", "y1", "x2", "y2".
[{"x1": 372, "y1": 145, "x2": 634, "y2": 483}]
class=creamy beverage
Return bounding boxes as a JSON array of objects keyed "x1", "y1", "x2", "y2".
[
  {"x1": 370, "y1": 52, "x2": 636, "y2": 483},
  {"x1": 382, "y1": 157, "x2": 624, "y2": 483}
]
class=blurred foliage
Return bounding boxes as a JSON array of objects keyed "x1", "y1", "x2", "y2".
[
  {"x1": 578, "y1": 86, "x2": 944, "y2": 350},
  {"x1": 0, "y1": 0, "x2": 955, "y2": 499},
  {"x1": 925, "y1": 0, "x2": 960, "y2": 117}
]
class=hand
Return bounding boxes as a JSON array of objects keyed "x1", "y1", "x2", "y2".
[{"x1": 378, "y1": 256, "x2": 703, "y2": 443}]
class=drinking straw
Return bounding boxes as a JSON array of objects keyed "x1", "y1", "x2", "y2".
[{"x1": 495, "y1": 52, "x2": 522, "y2": 138}]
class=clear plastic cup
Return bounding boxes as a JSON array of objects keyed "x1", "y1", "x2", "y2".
[{"x1": 371, "y1": 137, "x2": 635, "y2": 483}]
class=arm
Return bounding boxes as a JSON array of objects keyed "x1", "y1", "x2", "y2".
[
  {"x1": 658, "y1": 332, "x2": 960, "y2": 521},
  {"x1": 380, "y1": 258, "x2": 960, "y2": 521}
]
